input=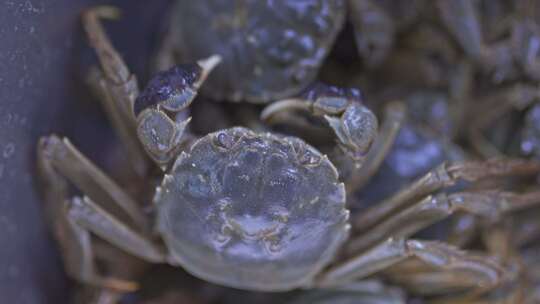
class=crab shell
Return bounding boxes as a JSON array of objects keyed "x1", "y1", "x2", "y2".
[
  {"x1": 166, "y1": 0, "x2": 346, "y2": 103},
  {"x1": 154, "y1": 127, "x2": 350, "y2": 291}
]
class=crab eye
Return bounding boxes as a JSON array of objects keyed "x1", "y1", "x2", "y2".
[{"x1": 134, "y1": 64, "x2": 202, "y2": 115}]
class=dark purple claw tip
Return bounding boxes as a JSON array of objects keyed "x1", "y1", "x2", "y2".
[
  {"x1": 301, "y1": 82, "x2": 362, "y2": 103},
  {"x1": 134, "y1": 63, "x2": 202, "y2": 116}
]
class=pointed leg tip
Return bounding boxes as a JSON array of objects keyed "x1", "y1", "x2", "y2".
[
  {"x1": 82, "y1": 6, "x2": 122, "y2": 21},
  {"x1": 198, "y1": 54, "x2": 222, "y2": 74}
]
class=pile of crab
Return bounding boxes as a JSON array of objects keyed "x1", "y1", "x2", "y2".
[{"x1": 37, "y1": 1, "x2": 540, "y2": 303}]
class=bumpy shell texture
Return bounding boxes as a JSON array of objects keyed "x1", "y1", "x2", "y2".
[
  {"x1": 156, "y1": 127, "x2": 349, "y2": 291},
  {"x1": 167, "y1": 0, "x2": 346, "y2": 103}
]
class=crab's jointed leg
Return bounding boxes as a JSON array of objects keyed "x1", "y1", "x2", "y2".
[
  {"x1": 84, "y1": 7, "x2": 221, "y2": 168},
  {"x1": 382, "y1": 223, "x2": 523, "y2": 299},
  {"x1": 39, "y1": 135, "x2": 148, "y2": 229},
  {"x1": 37, "y1": 136, "x2": 141, "y2": 292},
  {"x1": 317, "y1": 238, "x2": 505, "y2": 292},
  {"x1": 38, "y1": 135, "x2": 170, "y2": 290},
  {"x1": 350, "y1": 158, "x2": 540, "y2": 233},
  {"x1": 383, "y1": 260, "x2": 486, "y2": 295},
  {"x1": 67, "y1": 196, "x2": 166, "y2": 263},
  {"x1": 83, "y1": 6, "x2": 150, "y2": 176},
  {"x1": 346, "y1": 189, "x2": 540, "y2": 254},
  {"x1": 402, "y1": 224, "x2": 525, "y2": 302},
  {"x1": 436, "y1": 0, "x2": 483, "y2": 60},
  {"x1": 387, "y1": 268, "x2": 523, "y2": 303}
]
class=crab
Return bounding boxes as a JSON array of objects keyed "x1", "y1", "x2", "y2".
[
  {"x1": 37, "y1": 6, "x2": 540, "y2": 303},
  {"x1": 156, "y1": 0, "x2": 347, "y2": 103},
  {"x1": 155, "y1": 0, "x2": 432, "y2": 103}
]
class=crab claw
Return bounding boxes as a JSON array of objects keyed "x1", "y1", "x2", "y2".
[
  {"x1": 134, "y1": 55, "x2": 221, "y2": 115},
  {"x1": 197, "y1": 55, "x2": 222, "y2": 84},
  {"x1": 261, "y1": 83, "x2": 378, "y2": 164},
  {"x1": 135, "y1": 55, "x2": 221, "y2": 165},
  {"x1": 324, "y1": 103, "x2": 378, "y2": 163}
]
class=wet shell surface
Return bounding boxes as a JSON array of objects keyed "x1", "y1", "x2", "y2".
[{"x1": 155, "y1": 127, "x2": 349, "y2": 290}]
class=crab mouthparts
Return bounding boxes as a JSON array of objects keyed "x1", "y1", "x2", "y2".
[{"x1": 227, "y1": 215, "x2": 282, "y2": 240}]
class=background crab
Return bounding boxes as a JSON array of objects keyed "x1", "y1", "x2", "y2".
[{"x1": 156, "y1": 0, "x2": 346, "y2": 103}]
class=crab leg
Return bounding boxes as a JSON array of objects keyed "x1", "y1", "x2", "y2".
[
  {"x1": 419, "y1": 211, "x2": 526, "y2": 303},
  {"x1": 82, "y1": 6, "x2": 149, "y2": 175},
  {"x1": 340, "y1": 191, "x2": 534, "y2": 300},
  {"x1": 380, "y1": 256, "x2": 523, "y2": 302},
  {"x1": 388, "y1": 270, "x2": 523, "y2": 303},
  {"x1": 318, "y1": 279, "x2": 401, "y2": 295},
  {"x1": 37, "y1": 139, "x2": 138, "y2": 292},
  {"x1": 68, "y1": 196, "x2": 166, "y2": 263},
  {"x1": 386, "y1": 269, "x2": 490, "y2": 295},
  {"x1": 436, "y1": 0, "x2": 483, "y2": 60},
  {"x1": 383, "y1": 227, "x2": 521, "y2": 298},
  {"x1": 38, "y1": 135, "x2": 148, "y2": 230},
  {"x1": 83, "y1": 6, "x2": 130, "y2": 86},
  {"x1": 350, "y1": 158, "x2": 540, "y2": 233},
  {"x1": 317, "y1": 238, "x2": 505, "y2": 290},
  {"x1": 346, "y1": 190, "x2": 540, "y2": 254}
]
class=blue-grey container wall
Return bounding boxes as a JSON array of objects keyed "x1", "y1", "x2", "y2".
[{"x1": 0, "y1": 1, "x2": 171, "y2": 303}]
